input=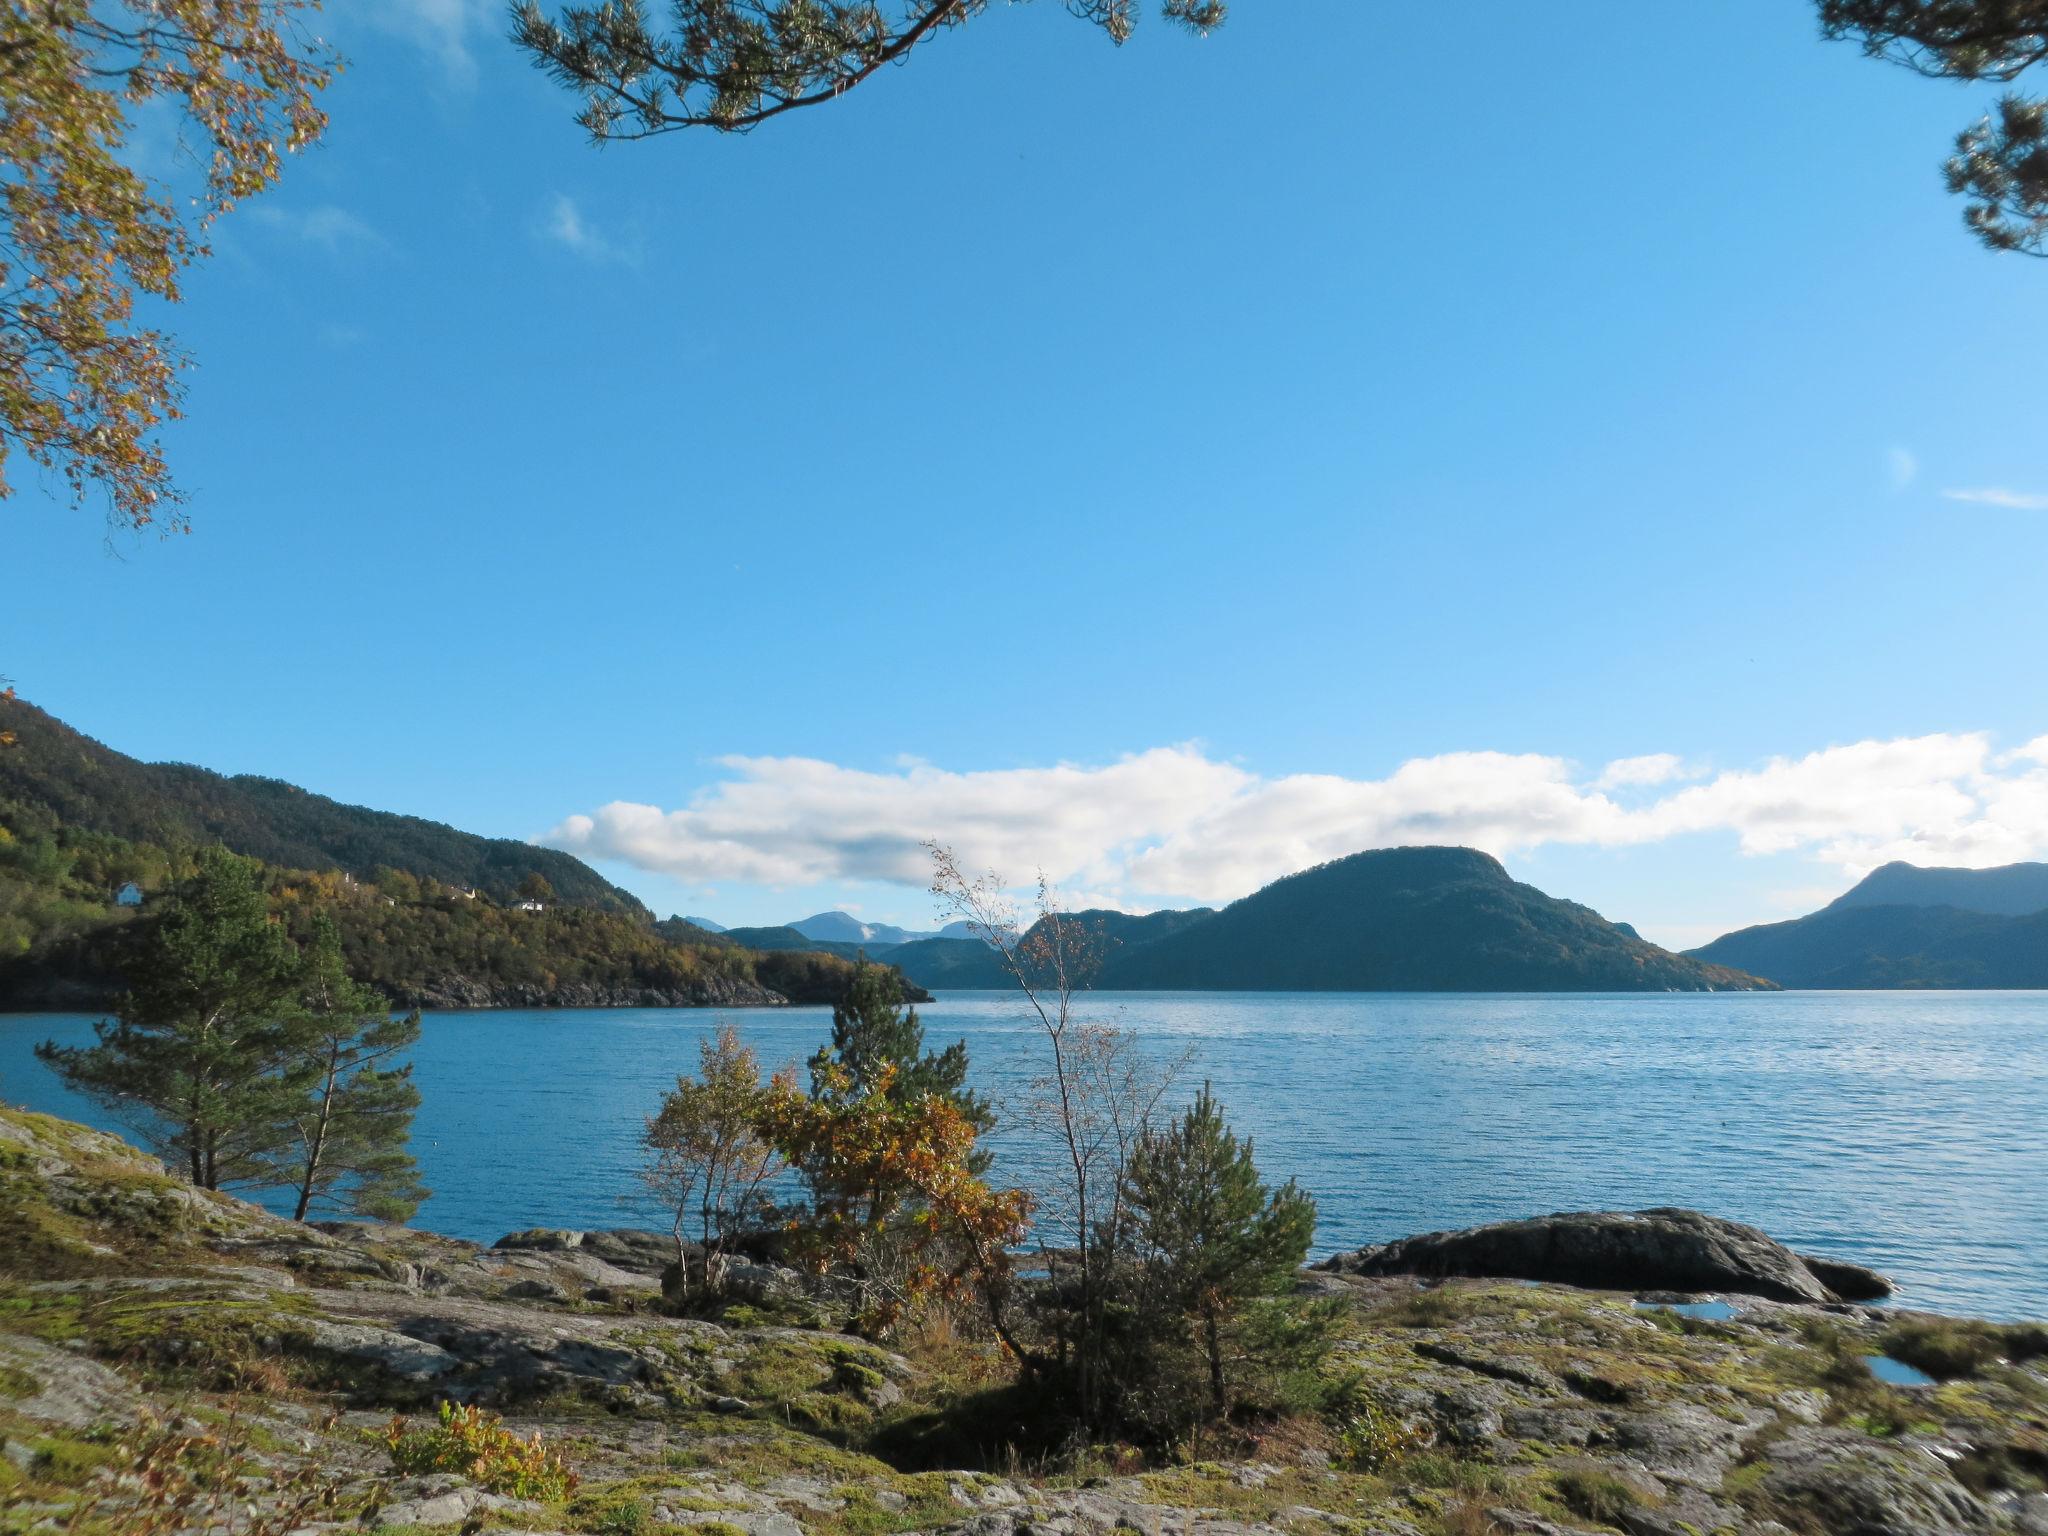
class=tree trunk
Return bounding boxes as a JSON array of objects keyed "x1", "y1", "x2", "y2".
[
  {"x1": 1205, "y1": 1306, "x2": 1225, "y2": 1418},
  {"x1": 186, "y1": 1087, "x2": 205, "y2": 1186},
  {"x1": 671, "y1": 1211, "x2": 691, "y2": 1305},
  {"x1": 699, "y1": 1189, "x2": 721, "y2": 1297},
  {"x1": 293, "y1": 1052, "x2": 340, "y2": 1221}
]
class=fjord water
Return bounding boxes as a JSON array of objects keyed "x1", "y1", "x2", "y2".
[{"x1": 5, "y1": 990, "x2": 2045, "y2": 1320}]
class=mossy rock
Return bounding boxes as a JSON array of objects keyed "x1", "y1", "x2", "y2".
[{"x1": 0, "y1": 1363, "x2": 41, "y2": 1399}]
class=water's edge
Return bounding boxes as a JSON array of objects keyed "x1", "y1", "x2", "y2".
[{"x1": 4, "y1": 990, "x2": 2043, "y2": 1319}]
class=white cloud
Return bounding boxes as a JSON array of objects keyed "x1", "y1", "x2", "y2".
[
  {"x1": 548, "y1": 746, "x2": 1253, "y2": 894},
  {"x1": 1888, "y1": 447, "x2": 1918, "y2": 490},
  {"x1": 542, "y1": 195, "x2": 640, "y2": 266},
  {"x1": 1122, "y1": 752, "x2": 1639, "y2": 902},
  {"x1": 359, "y1": 0, "x2": 490, "y2": 85},
  {"x1": 1593, "y1": 753, "x2": 1693, "y2": 790},
  {"x1": 1941, "y1": 487, "x2": 2048, "y2": 511},
  {"x1": 249, "y1": 204, "x2": 387, "y2": 255},
  {"x1": 542, "y1": 730, "x2": 2048, "y2": 910}
]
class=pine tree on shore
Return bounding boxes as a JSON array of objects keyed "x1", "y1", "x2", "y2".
[
  {"x1": 37, "y1": 847, "x2": 308, "y2": 1189},
  {"x1": 277, "y1": 918, "x2": 427, "y2": 1222},
  {"x1": 810, "y1": 959, "x2": 992, "y2": 1125},
  {"x1": 1123, "y1": 1083, "x2": 1318, "y2": 1419}
]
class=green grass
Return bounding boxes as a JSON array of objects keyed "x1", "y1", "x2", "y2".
[
  {"x1": 0, "y1": 1363, "x2": 41, "y2": 1398},
  {"x1": 1882, "y1": 1318, "x2": 2048, "y2": 1381},
  {"x1": 568, "y1": 1489, "x2": 654, "y2": 1536},
  {"x1": 1550, "y1": 1462, "x2": 1655, "y2": 1525}
]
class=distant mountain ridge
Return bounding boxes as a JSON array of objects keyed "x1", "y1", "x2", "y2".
[
  {"x1": 789, "y1": 911, "x2": 925, "y2": 946},
  {"x1": 784, "y1": 911, "x2": 982, "y2": 946},
  {"x1": 802, "y1": 849, "x2": 1766, "y2": 994},
  {"x1": 1090, "y1": 848, "x2": 1765, "y2": 992},
  {"x1": 0, "y1": 697, "x2": 646, "y2": 916},
  {"x1": 1689, "y1": 859, "x2": 2048, "y2": 988},
  {"x1": 1825, "y1": 860, "x2": 2048, "y2": 918}
]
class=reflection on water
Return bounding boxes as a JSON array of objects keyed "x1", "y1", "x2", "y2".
[
  {"x1": 1867, "y1": 1355, "x2": 1937, "y2": 1386},
  {"x1": 3, "y1": 989, "x2": 2045, "y2": 1319},
  {"x1": 1635, "y1": 1300, "x2": 1741, "y2": 1321}
]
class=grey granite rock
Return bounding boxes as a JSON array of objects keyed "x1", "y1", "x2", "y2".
[
  {"x1": 1760, "y1": 1425, "x2": 1996, "y2": 1536},
  {"x1": 1318, "y1": 1208, "x2": 1888, "y2": 1303}
]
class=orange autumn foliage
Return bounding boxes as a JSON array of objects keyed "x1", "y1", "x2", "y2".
[
  {"x1": 755, "y1": 1061, "x2": 1031, "y2": 1335},
  {"x1": 0, "y1": 3, "x2": 336, "y2": 531}
]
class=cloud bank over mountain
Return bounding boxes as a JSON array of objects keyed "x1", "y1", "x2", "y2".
[{"x1": 543, "y1": 732, "x2": 2048, "y2": 910}]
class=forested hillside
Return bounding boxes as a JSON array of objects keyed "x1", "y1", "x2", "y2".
[
  {"x1": 857, "y1": 856, "x2": 1762, "y2": 994},
  {"x1": 0, "y1": 808, "x2": 889, "y2": 1010},
  {"x1": 0, "y1": 706, "x2": 920, "y2": 1011},
  {"x1": 1688, "y1": 903, "x2": 2048, "y2": 988},
  {"x1": 1094, "y1": 847, "x2": 1769, "y2": 992},
  {"x1": 1825, "y1": 860, "x2": 2048, "y2": 919},
  {"x1": 718, "y1": 924, "x2": 871, "y2": 959},
  {"x1": 1686, "y1": 858, "x2": 2048, "y2": 988},
  {"x1": 0, "y1": 695, "x2": 644, "y2": 915}
]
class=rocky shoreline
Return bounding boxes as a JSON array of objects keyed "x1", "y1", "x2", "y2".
[
  {"x1": 4, "y1": 1106, "x2": 2046, "y2": 1536},
  {"x1": 0, "y1": 969, "x2": 939, "y2": 1013},
  {"x1": 376, "y1": 973, "x2": 791, "y2": 1011}
]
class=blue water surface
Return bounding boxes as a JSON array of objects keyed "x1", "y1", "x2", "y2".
[
  {"x1": 1867, "y1": 1355, "x2": 1939, "y2": 1387},
  {"x1": 3, "y1": 990, "x2": 2043, "y2": 1320}
]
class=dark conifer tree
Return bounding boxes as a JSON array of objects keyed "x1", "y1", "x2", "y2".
[
  {"x1": 277, "y1": 918, "x2": 428, "y2": 1222},
  {"x1": 809, "y1": 958, "x2": 993, "y2": 1134},
  {"x1": 1122, "y1": 1083, "x2": 1317, "y2": 1419},
  {"x1": 37, "y1": 847, "x2": 308, "y2": 1189}
]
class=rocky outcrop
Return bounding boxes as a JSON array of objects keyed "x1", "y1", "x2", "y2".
[
  {"x1": 493, "y1": 1227, "x2": 676, "y2": 1276},
  {"x1": 11, "y1": 1105, "x2": 2042, "y2": 1536},
  {"x1": 1798, "y1": 1251, "x2": 1896, "y2": 1302},
  {"x1": 1317, "y1": 1207, "x2": 1893, "y2": 1303},
  {"x1": 1762, "y1": 1425, "x2": 1998, "y2": 1535}
]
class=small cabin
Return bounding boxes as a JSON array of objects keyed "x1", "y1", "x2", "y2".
[
  {"x1": 112, "y1": 881, "x2": 143, "y2": 908},
  {"x1": 516, "y1": 899, "x2": 546, "y2": 913}
]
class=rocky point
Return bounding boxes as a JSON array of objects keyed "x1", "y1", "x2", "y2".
[{"x1": 3, "y1": 1106, "x2": 2046, "y2": 1536}]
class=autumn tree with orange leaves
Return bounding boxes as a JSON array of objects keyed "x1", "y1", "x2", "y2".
[
  {"x1": 0, "y1": 2, "x2": 336, "y2": 533},
  {"x1": 756, "y1": 1059, "x2": 1031, "y2": 1340}
]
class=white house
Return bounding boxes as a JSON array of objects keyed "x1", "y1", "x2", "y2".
[
  {"x1": 113, "y1": 881, "x2": 143, "y2": 908},
  {"x1": 516, "y1": 899, "x2": 546, "y2": 913}
]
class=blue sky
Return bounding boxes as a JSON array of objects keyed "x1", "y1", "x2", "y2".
[{"x1": 7, "y1": 0, "x2": 2048, "y2": 947}]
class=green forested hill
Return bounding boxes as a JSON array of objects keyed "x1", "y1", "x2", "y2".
[
  {"x1": 1824, "y1": 860, "x2": 2048, "y2": 919},
  {"x1": 0, "y1": 824, "x2": 892, "y2": 1010},
  {"x1": 718, "y1": 924, "x2": 869, "y2": 958},
  {"x1": 858, "y1": 853, "x2": 1763, "y2": 994},
  {"x1": 0, "y1": 700, "x2": 918, "y2": 1010},
  {"x1": 0, "y1": 695, "x2": 644, "y2": 915},
  {"x1": 1685, "y1": 859, "x2": 2048, "y2": 987},
  {"x1": 1093, "y1": 847, "x2": 1769, "y2": 992},
  {"x1": 874, "y1": 935, "x2": 1011, "y2": 988},
  {"x1": 1686, "y1": 903, "x2": 2048, "y2": 988}
]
